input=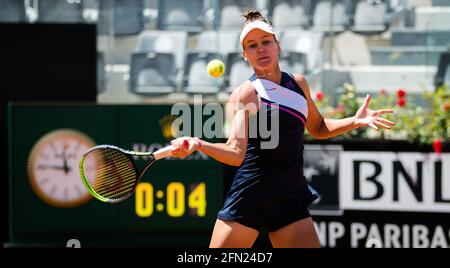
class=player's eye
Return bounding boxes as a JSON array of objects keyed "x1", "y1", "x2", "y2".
[{"x1": 248, "y1": 44, "x2": 257, "y2": 49}]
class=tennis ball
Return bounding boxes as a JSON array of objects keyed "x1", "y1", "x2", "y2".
[{"x1": 207, "y1": 59, "x2": 225, "y2": 78}]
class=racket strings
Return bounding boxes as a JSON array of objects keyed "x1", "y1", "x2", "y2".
[
  {"x1": 91, "y1": 161, "x2": 135, "y2": 188},
  {"x1": 82, "y1": 148, "x2": 138, "y2": 200},
  {"x1": 86, "y1": 152, "x2": 135, "y2": 199}
]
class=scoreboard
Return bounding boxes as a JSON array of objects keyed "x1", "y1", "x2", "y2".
[{"x1": 8, "y1": 103, "x2": 224, "y2": 247}]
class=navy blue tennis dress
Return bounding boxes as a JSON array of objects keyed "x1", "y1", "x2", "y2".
[{"x1": 217, "y1": 71, "x2": 320, "y2": 232}]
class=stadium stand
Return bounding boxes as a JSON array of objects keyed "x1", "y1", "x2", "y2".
[
  {"x1": 434, "y1": 49, "x2": 450, "y2": 88},
  {"x1": 309, "y1": 0, "x2": 349, "y2": 32},
  {"x1": 192, "y1": 30, "x2": 241, "y2": 57},
  {"x1": 97, "y1": 51, "x2": 106, "y2": 93},
  {"x1": 279, "y1": 30, "x2": 325, "y2": 73},
  {"x1": 413, "y1": 5, "x2": 450, "y2": 30},
  {"x1": 337, "y1": 65, "x2": 436, "y2": 93},
  {"x1": 156, "y1": 0, "x2": 206, "y2": 32},
  {"x1": 5, "y1": 0, "x2": 445, "y2": 101},
  {"x1": 129, "y1": 52, "x2": 177, "y2": 94},
  {"x1": 348, "y1": 0, "x2": 407, "y2": 35},
  {"x1": 98, "y1": 0, "x2": 146, "y2": 35},
  {"x1": 224, "y1": 52, "x2": 253, "y2": 92},
  {"x1": 0, "y1": 0, "x2": 26, "y2": 22},
  {"x1": 371, "y1": 46, "x2": 446, "y2": 65},
  {"x1": 390, "y1": 28, "x2": 450, "y2": 46},
  {"x1": 129, "y1": 30, "x2": 188, "y2": 93},
  {"x1": 217, "y1": 0, "x2": 256, "y2": 30},
  {"x1": 183, "y1": 52, "x2": 223, "y2": 93},
  {"x1": 268, "y1": 0, "x2": 309, "y2": 30},
  {"x1": 333, "y1": 31, "x2": 371, "y2": 66},
  {"x1": 135, "y1": 30, "x2": 188, "y2": 71},
  {"x1": 279, "y1": 51, "x2": 308, "y2": 74},
  {"x1": 36, "y1": 0, "x2": 85, "y2": 23},
  {"x1": 432, "y1": 0, "x2": 450, "y2": 6},
  {"x1": 351, "y1": 0, "x2": 389, "y2": 34}
]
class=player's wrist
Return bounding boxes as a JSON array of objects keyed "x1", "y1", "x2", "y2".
[
  {"x1": 193, "y1": 137, "x2": 202, "y2": 150},
  {"x1": 352, "y1": 116, "x2": 361, "y2": 129}
]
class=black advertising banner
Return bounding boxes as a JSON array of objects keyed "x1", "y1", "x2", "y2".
[{"x1": 8, "y1": 103, "x2": 223, "y2": 247}]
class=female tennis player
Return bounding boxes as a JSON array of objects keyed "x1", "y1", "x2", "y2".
[{"x1": 170, "y1": 10, "x2": 395, "y2": 248}]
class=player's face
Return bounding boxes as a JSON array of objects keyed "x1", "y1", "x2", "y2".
[{"x1": 242, "y1": 29, "x2": 280, "y2": 71}]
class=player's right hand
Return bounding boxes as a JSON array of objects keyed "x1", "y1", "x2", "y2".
[{"x1": 170, "y1": 137, "x2": 201, "y2": 159}]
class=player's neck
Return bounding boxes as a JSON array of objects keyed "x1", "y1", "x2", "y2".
[{"x1": 254, "y1": 66, "x2": 282, "y2": 85}]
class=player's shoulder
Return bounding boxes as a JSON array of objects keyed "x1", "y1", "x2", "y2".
[
  {"x1": 290, "y1": 73, "x2": 307, "y2": 85},
  {"x1": 290, "y1": 73, "x2": 311, "y2": 96}
]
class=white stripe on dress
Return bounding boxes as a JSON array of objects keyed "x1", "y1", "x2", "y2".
[{"x1": 251, "y1": 77, "x2": 308, "y2": 118}]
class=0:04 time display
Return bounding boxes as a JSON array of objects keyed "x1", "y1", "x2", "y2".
[{"x1": 135, "y1": 182, "x2": 206, "y2": 217}]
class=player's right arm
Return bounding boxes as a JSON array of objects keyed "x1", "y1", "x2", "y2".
[{"x1": 171, "y1": 82, "x2": 258, "y2": 166}]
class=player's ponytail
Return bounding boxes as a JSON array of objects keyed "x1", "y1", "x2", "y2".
[{"x1": 242, "y1": 10, "x2": 270, "y2": 27}]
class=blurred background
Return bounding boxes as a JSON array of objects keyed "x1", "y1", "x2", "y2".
[{"x1": 1, "y1": 0, "x2": 449, "y2": 248}]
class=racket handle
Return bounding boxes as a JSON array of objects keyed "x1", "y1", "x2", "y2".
[
  {"x1": 153, "y1": 140, "x2": 190, "y2": 160},
  {"x1": 153, "y1": 145, "x2": 174, "y2": 160}
]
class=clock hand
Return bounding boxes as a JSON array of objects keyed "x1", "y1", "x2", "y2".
[
  {"x1": 37, "y1": 164, "x2": 68, "y2": 171},
  {"x1": 62, "y1": 146, "x2": 70, "y2": 174}
]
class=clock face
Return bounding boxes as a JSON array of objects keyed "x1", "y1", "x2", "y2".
[{"x1": 27, "y1": 129, "x2": 96, "y2": 208}]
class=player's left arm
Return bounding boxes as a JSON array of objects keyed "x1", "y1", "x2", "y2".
[{"x1": 292, "y1": 74, "x2": 395, "y2": 140}]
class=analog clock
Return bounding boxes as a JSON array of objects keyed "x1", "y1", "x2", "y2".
[{"x1": 27, "y1": 129, "x2": 96, "y2": 208}]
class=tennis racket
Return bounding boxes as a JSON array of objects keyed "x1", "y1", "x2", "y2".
[{"x1": 79, "y1": 141, "x2": 188, "y2": 203}]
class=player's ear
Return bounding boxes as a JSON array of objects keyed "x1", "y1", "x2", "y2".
[{"x1": 242, "y1": 51, "x2": 248, "y2": 62}]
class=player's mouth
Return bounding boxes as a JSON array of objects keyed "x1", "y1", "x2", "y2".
[{"x1": 258, "y1": 56, "x2": 271, "y2": 64}]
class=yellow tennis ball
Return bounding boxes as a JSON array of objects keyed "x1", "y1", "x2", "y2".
[{"x1": 207, "y1": 59, "x2": 225, "y2": 78}]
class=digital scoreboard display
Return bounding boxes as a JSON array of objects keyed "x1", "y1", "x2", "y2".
[{"x1": 8, "y1": 104, "x2": 224, "y2": 247}]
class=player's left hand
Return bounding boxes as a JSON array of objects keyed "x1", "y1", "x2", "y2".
[{"x1": 354, "y1": 94, "x2": 395, "y2": 130}]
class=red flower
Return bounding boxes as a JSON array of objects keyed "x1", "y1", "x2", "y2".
[
  {"x1": 432, "y1": 139, "x2": 443, "y2": 155},
  {"x1": 397, "y1": 88, "x2": 407, "y2": 98},
  {"x1": 444, "y1": 102, "x2": 450, "y2": 112},
  {"x1": 397, "y1": 97, "x2": 406, "y2": 107},
  {"x1": 315, "y1": 91, "x2": 324, "y2": 101},
  {"x1": 379, "y1": 88, "x2": 386, "y2": 96}
]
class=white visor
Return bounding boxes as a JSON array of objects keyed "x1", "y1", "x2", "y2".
[{"x1": 240, "y1": 21, "x2": 276, "y2": 46}]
